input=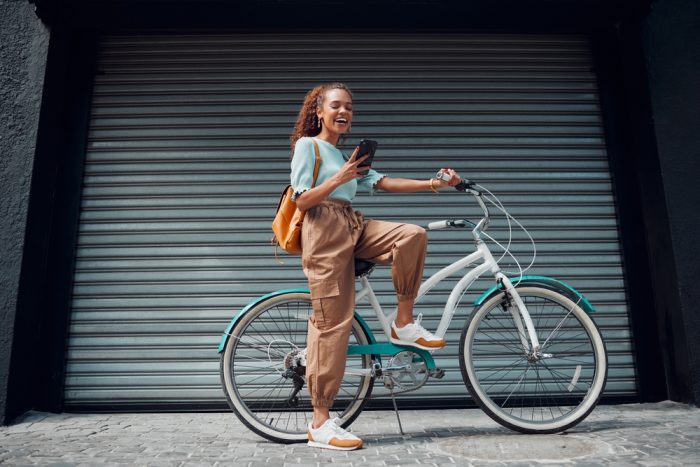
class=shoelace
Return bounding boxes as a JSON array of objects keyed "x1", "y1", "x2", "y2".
[
  {"x1": 322, "y1": 419, "x2": 353, "y2": 438},
  {"x1": 412, "y1": 313, "x2": 439, "y2": 340}
]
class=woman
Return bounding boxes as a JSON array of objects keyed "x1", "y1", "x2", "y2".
[{"x1": 290, "y1": 82, "x2": 460, "y2": 450}]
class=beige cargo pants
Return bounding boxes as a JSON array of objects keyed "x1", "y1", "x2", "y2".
[{"x1": 301, "y1": 199, "x2": 427, "y2": 408}]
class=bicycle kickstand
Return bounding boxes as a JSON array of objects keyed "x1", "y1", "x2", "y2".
[{"x1": 388, "y1": 386, "x2": 405, "y2": 436}]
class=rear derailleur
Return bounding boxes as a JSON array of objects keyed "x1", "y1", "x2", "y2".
[{"x1": 281, "y1": 348, "x2": 307, "y2": 407}]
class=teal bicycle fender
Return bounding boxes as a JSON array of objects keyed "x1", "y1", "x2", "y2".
[
  {"x1": 347, "y1": 343, "x2": 437, "y2": 370},
  {"x1": 217, "y1": 288, "x2": 378, "y2": 353},
  {"x1": 218, "y1": 288, "x2": 309, "y2": 353},
  {"x1": 474, "y1": 275, "x2": 596, "y2": 314}
]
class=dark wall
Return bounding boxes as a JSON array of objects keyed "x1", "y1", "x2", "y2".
[
  {"x1": 0, "y1": 0, "x2": 50, "y2": 425},
  {"x1": 2, "y1": 17, "x2": 97, "y2": 425},
  {"x1": 642, "y1": 0, "x2": 700, "y2": 403}
]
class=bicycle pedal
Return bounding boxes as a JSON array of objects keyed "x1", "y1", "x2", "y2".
[{"x1": 429, "y1": 368, "x2": 445, "y2": 379}]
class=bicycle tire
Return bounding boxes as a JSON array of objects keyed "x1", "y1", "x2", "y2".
[
  {"x1": 220, "y1": 292, "x2": 374, "y2": 443},
  {"x1": 459, "y1": 286, "x2": 607, "y2": 434}
]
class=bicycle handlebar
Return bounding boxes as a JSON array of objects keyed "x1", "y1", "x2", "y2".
[
  {"x1": 435, "y1": 171, "x2": 490, "y2": 235},
  {"x1": 427, "y1": 219, "x2": 473, "y2": 230}
]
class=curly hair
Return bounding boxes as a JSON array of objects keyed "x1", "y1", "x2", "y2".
[{"x1": 289, "y1": 82, "x2": 353, "y2": 154}]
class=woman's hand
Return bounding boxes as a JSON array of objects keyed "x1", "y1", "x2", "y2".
[
  {"x1": 332, "y1": 147, "x2": 370, "y2": 185},
  {"x1": 438, "y1": 168, "x2": 461, "y2": 187},
  {"x1": 295, "y1": 147, "x2": 369, "y2": 212}
]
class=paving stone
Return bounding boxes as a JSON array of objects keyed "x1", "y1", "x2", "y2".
[{"x1": 1, "y1": 403, "x2": 700, "y2": 466}]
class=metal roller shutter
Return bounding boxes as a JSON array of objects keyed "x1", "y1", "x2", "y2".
[{"x1": 65, "y1": 32, "x2": 638, "y2": 409}]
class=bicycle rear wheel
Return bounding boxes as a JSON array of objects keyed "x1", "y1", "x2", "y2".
[
  {"x1": 220, "y1": 292, "x2": 374, "y2": 443},
  {"x1": 460, "y1": 286, "x2": 607, "y2": 433}
]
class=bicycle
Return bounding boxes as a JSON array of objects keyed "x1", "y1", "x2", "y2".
[{"x1": 218, "y1": 177, "x2": 608, "y2": 443}]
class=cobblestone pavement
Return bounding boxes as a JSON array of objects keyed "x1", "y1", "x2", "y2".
[{"x1": 1, "y1": 401, "x2": 699, "y2": 466}]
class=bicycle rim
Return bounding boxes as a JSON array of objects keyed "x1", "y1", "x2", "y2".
[
  {"x1": 460, "y1": 286, "x2": 607, "y2": 433},
  {"x1": 220, "y1": 292, "x2": 374, "y2": 443}
]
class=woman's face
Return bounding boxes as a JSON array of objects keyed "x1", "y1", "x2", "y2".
[{"x1": 317, "y1": 89, "x2": 353, "y2": 135}]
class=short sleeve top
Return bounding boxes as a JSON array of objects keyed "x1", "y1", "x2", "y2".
[{"x1": 290, "y1": 137, "x2": 386, "y2": 202}]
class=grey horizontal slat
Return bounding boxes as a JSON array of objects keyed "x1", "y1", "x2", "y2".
[
  {"x1": 89, "y1": 104, "x2": 604, "y2": 119},
  {"x1": 70, "y1": 272, "x2": 628, "y2": 296},
  {"x1": 89, "y1": 114, "x2": 604, "y2": 126},
  {"x1": 88, "y1": 126, "x2": 606, "y2": 141},
  {"x1": 79, "y1": 177, "x2": 615, "y2": 188},
  {"x1": 89, "y1": 96, "x2": 602, "y2": 110},
  {"x1": 93, "y1": 80, "x2": 600, "y2": 93},
  {"x1": 79, "y1": 193, "x2": 617, "y2": 209},
  {"x1": 72, "y1": 253, "x2": 625, "y2": 272},
  {"x1": 73, "y1": 234, "x2": 624, "y2": 250},
  {"x1": 70, "y1": 292, "x2": 630, "y2": 312},
  {"x1": 75, "y1": 206, "x2": 619, "y2": 222}
]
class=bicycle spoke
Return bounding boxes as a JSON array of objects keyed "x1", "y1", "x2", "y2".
[
  {"x1": 222, "y1": 296, "x2": 373, "y2": 441},
  {"x1": 502, "y1": 366, "x2": 531, "y2": 407},
  {"x1": 463, "y1": 286, "x2": 606, "y2": 433}
]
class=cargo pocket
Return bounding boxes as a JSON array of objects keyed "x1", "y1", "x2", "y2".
[{"x1": 309, "y1": 279, "x2": 341, "y2": 329}]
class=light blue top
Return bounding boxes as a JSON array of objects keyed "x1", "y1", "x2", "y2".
[{"x1": 290, "y1": 137, "x2": 386, "y2": 202}]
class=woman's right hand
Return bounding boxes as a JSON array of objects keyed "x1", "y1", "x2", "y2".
[
  {"x1": 295, "y1": 147, "x2": 370, "y2": 212},
  {"x1": 332, "y1": 147, "x2": 370, "y2": 185}
]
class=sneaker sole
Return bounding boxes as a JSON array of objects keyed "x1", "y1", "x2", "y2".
[
  {"x1": 390, "y1": 336, "x2": 446, "y2": 351},
  {"x1": 307, "y1": 440, "x2": 362, "y2": 451}
]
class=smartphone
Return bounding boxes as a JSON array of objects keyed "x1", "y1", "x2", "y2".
[{"x1": 356, "y1": 139, "x2": 378, "y2": 168}]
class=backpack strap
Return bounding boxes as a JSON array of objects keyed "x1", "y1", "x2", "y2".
[
  {"x1": 311, "y1": 139, "x2": 321, "y2": 187},
  {"x1": 273, "y1": 139, "x2": 322, "y2": 263}
]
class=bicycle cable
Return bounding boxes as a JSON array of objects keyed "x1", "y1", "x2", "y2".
[
  {"x1": 474, "y1": 184, "x2": 538, "y2": 282},
  {"x1": 478, "y1": 185, "x2": 513, "y2": 264},
  {"x1": 267, "y1": 339, "x2": 298, "y2": 375}
]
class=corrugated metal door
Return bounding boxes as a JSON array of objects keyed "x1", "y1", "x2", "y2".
[{"x1": 65, "y1": 33, "x2": 637, "y2": 409}]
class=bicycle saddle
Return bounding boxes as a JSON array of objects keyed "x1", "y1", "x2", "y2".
[{"x1": 354, "y1": 258, "x2": 375, "y2": 277}]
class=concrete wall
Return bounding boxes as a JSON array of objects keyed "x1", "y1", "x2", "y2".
[
  {"x1": 0, "y1": 0, "x2": 50, "y2": 424},
  {"x1": 642, "y1": 0, "x2": 700, "y2": 403}
]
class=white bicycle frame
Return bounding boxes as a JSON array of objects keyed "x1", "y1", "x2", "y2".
[{"x1": 354, "y1": 189, "x2": 542, "y2": 355}]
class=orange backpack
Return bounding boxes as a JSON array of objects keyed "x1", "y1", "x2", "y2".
[{"x1": 271, "y1": 139, "x2": 321, "y2": 255}]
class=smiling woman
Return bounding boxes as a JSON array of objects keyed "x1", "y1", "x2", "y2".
[
  {"x1": 289, "y1": 83, "x2": 353, "y2": 155},
  {"x1": 286, "y1": 82, "x2": 460, "y2": 450}
]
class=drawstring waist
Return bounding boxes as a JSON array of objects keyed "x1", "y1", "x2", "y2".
[
  {"x1": 316, "y1": 199, "x2": 363, "y2": 230},
  {"x1": 319, "y1": 198, "x2": 351, "y2": 207}
]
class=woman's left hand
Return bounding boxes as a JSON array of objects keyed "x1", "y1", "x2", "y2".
[{"x1": 438, "y1": 168, "x2": 461, "y2": 187}]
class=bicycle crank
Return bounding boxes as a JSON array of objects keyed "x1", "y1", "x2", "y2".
[{"x1": 382, "y1": 351, "x2": 431, "y2": 394}]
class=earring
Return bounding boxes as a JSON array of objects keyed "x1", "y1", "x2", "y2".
[{"x1": 317, "y1": 116, "x2": 322, "y2": 129}]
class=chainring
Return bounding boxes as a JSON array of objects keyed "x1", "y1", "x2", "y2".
[{"x1": 383, "y1": 350, "x2": 429, "y2": 393}]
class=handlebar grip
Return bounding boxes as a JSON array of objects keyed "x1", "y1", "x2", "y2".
[
  {"x1": 427, "y1": 220, "x2": 449, "y2": 230},
  {"x1": 436, "y1": 170, "x2": 474, "y2": 192},
  {"x1": 454, "y1": 179, "x2": 473, "y2": 192}
]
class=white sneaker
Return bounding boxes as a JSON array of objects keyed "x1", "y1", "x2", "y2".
[
  {"x1": 307, "y1": 418, "x2": 363, "y2": 450},
  {"x1": 390, "y1": 314, "x2": 446, "y2": 351}
]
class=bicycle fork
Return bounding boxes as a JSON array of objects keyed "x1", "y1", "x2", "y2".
[{"x1": 496, "y1": 273, "x2": 543, "y2": 357}]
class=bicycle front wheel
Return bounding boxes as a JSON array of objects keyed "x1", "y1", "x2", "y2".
[
  {"x1": 220, "y1": 292, "x2": 374, "y2": 443},
  {"x1": 460, "y1": 286, "x2": 607, "y2": 434}
]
